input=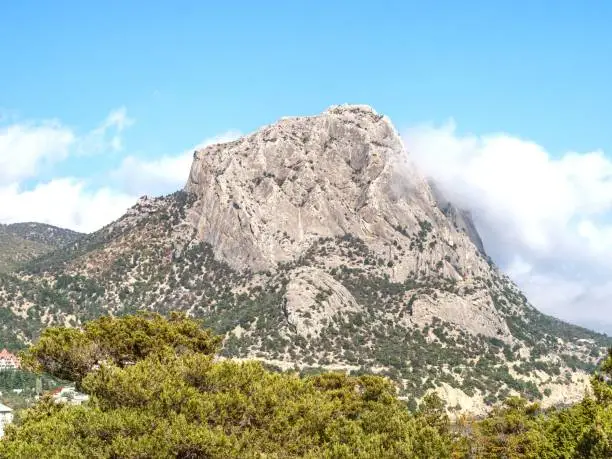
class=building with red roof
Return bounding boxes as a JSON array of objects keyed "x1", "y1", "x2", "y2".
[{"x1": 0, "y1": 349, "x2": 20, "y2": 370}]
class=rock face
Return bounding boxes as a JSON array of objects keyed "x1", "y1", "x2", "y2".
[
  {"x1": 186, "y1": 105, "x2": 410, "y2": 270},
  {"x1": 428, "y1": 180, "x2": 486, "y2": 256},
  {"x1": 186, "y1": 105, "x2": 485, "y2": 278},
  {"x1": 0, "y1": 104, "x2": 609, "y2": 412},
  {"x1": 284, "y1": 267, "x2": 359, "y2": 338}
]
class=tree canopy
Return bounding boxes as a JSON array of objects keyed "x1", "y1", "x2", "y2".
[
  {"x1": 19, "y1": 312, "x2": 221, "y2": 388},
  {"x1": 3, "y1": 313, "x2": 452, "y2": 458},
  {"x1": 1, "y1": 314, "x2": 611, "y2": 458}
]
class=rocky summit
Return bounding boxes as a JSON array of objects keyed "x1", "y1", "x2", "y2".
[{"x1": 0, "y1": 105, "x2": 609, "y2": 414}]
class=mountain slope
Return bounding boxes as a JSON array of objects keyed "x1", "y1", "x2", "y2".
[
  {"x1": 0, "y1": 223, "x2": 83, "y2": 273},
  {"x1": 5, "y1": 222, "x2": 82, "y2": 247},
  {"x1": 0, "y1": 105, "x2": 609, "y2": 413}
]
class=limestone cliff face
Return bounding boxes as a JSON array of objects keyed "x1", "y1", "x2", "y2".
[
  {"x1": 185, "y1": 105, "x2": 486, "y2": 278},
  {"x1": 428, "y1": 180, "x2": 486, "y2": 255}
]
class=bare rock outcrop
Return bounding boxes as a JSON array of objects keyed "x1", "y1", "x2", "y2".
[
  {"x1": 185, "y1": 105, "x2": 489, "y2": 283},
  {"x1": 284, "y1": 267, "x2": 359, "y2": 338}
]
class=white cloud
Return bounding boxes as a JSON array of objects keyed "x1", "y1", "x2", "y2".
[
  {"x1": 101, "y1": 107, "x2": 134, "y2": 132},
  {"x1": 78, "y1": 106, "x2": 135, "y2": 154},
  {"x1": 0, "y1": 108, "x2": 137, "y2": 232},
  {"x1": 0, "y1": 110, "x2": 239, "y2": 233},
  {"x1": 0, "y1": 121, "x2": 75, "y2": 184},
  {"x1": 0, "y1": 180, "x2": 136, "y2": 233},
  {"x1": 111, "y1": 130, "x2": 241, "y2": 196},
  {"x1": 403, "y1": 122, "x2": 612, "y2": 332},
  {"x1": 0, "y1": 107, "x2": 134, "y2": 186}
]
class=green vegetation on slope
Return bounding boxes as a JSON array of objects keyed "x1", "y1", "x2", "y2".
[
  {"x1": 3, "y1": 223, "x2": 82, "y2": 248},
  {"x1": 0, "y1": 231, "x2": 50, "y2": 273},
  {"x1": 1, "y1": 314, "x2": 611, "y2": 458},
  {"x1": 0, "y1": 369, "x2": 65, "y2": 411},
  {"x1": 0, "y1": 223, "x2": 83, "y2": 273}
]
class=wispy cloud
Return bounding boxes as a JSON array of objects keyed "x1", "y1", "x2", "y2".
[
  {"x1": 0, "y1": 107, "x2": 135, "y2": 186},
  {"x1": 0, "y1": 108, "x2": 137, "y2": 232},
  {"x1": 77, "y1": 106, "x2": 135, "y2": 154}
]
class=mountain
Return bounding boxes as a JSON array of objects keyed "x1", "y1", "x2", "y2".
[
  {"x1": 0, "y1": 223, "x2": 83, "y2": 273},
  {"x1": 0, "y1": 105, "x2": 609, "y2": 413}
]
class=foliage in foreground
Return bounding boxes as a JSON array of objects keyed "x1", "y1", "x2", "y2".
[
  {"x1": 3, "y1": 313, "x2": 452, "y2": 458},
  {"x1": 0, "y1": 313, "x2": 611, "y2": 458},
  {"x1": 19, "y1": 311, "x2": 222, "y2": 388}
]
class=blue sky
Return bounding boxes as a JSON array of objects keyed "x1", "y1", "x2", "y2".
[
  {"x1": 1, "y1": 1, "x2": 612, "y2": 331},
  {"x1": 3, "y1": 1, "x2": 612, "y2": 159}
]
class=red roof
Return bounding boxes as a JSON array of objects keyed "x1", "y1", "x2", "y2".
[
  {"x1": 0, "y1": 349, "x2": 14, "y2": 358},
  {"x1": 50, "y1": 387, "x2": 64, "y2": 395},
  {"x1": 0, "y1": 349, "x2": 19, "y2": 363}
]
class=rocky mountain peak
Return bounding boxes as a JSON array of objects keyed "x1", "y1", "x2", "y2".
[
  {"x1": 0, "y1": 105, "x2": 608, "y2": 415},
  {"x1": 184, "y1": 105, "x2": 482, "y2": 280}
]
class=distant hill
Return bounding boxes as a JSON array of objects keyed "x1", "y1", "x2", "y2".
[
  {"x1": 0, "y1": 223, "x2": 83, "y2": 273},
  {"x1": 3, "y1": 223, "x2": 83, "y2": 247}
]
